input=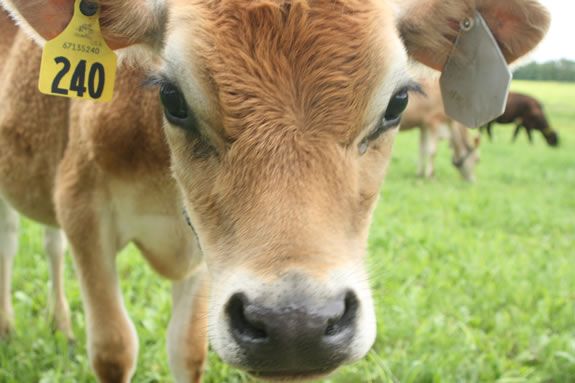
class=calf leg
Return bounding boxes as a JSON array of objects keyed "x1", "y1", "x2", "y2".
[
  {"x1": 418, "y1": 128, "x2": 429, "y2": 178},
  {"x1": 129, "y1": 200, "x2": 206, "y2": 382},
  {"x1": 57, "y1": 181, "x2": 138, "y2": 382},
  {"x1": 427, "y1": 129, "x2": 439, "y2": 178},
  {"x1": 0, "y1": 197, "x2": 19, "y2": 337},
  {"x1": 167, "y1": 266, "x2": 209, "y2": 383},
  {"x1": 44, "y1": 227, "x2": 73, "y2": 340},
  {"x1": 419, "y1": 127, "x2": 437, "y2": 179},
  {"x1": 69, "y1": 229, "x2": 138, "y2": 383}
]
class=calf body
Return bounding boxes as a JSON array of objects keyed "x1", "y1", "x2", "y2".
[{"x1": 0, "y1": 0, "x2": 549, "y2": 381}]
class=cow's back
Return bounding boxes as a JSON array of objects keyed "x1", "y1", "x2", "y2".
[
  {"x1": 497, "y1": 92, "x2": 542, "y2": 124},
  {"x1": 400, "y1": 80, "x2": 447, "y2": 131}
]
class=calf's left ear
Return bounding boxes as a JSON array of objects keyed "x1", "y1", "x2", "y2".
[{"x1": 398, "y1": 0, "x2": 550, "y2": 71}]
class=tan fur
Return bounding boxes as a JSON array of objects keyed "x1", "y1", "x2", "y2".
[
  {"x1": 0, "y1": 29, "x2": 68, "y2": 225},
  {"x1": 0, "y1": 9, "x2": 17, "y2": 59},
  {"x1": 0, "y1": 11, "x2": 73, "y2": 339},
  {"x1": 0, "y1": 0, "x2": 549, "y2": 381},
  {"x1": 164, "y1": 0, "x2": 398, "y2": 277}
]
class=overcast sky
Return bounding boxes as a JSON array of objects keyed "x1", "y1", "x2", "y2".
[{"x1": 528, "y1": 0, "x2": 575, "y2": 62}]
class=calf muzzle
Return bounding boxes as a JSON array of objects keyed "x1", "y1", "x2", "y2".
[{"x1": 225, "y1": 287, "x2": 359, "y2": 379}]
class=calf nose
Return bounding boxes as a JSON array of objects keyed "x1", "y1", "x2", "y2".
[{"x1": 226, "y1": 290, "x2": 359, "y2": 374}]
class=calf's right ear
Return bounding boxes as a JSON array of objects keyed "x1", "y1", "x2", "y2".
[
  {"x1": 397, "y1": 0, "x2": 551, "y2": 71},
  {"x1": 1, "y1": 0, "x2": 167, "y2": 51}
]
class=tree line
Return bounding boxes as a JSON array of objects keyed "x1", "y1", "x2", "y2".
[{"x1": 514, "y1": 59, "x2": 575, "y2": 82}]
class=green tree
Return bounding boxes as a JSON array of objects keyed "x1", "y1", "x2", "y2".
[{"x1": 514, "y1": 60, "x2": 575, "y2": 82}]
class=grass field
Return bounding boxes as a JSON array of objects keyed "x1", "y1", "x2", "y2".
[{"x1": 1, "y1": 80, "x2": 574, "y2": 382}]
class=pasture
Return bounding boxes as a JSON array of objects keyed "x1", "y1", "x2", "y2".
[{"x1": 0, "y1": 80, "x2": 574, "y2": 382}]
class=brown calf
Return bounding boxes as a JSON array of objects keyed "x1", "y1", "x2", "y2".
[
  {"x1": 400, "y1": 80, "x2": 481, "y2": 182},
  {"x1": 483, "y1": 92, "x2": 559, "y2": 147},
  {"x1": 0, "y1": 0, "x2": 549, "y2": 381}
]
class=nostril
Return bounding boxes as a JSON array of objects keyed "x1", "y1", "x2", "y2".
[
  {"x1": 324, "y1": 291, "x2": 359, "y2": 337},
  {"x1": 227, "y1": 293, "x2": 268, "y2": 342}
]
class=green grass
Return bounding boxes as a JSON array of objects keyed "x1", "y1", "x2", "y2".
[{"x1": 1, "y1": 80, "x2": 574, "y2": 382}]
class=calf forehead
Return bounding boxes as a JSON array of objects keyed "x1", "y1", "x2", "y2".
[{"x1": 166, "y1": 0, "x2": 402, "y2": 140}]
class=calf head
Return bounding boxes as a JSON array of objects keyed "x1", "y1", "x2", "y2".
[
  {"x1": 453, "y1": 131, "x2": 482, "y2": 183},
  {"x1": 4, "y1": 0, "x2": 549, "y2": 379}
]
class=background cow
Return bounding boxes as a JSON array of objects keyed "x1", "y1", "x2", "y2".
[
  {"x1": 482, "y1": 92, "x2": 559, "y2": 147},
  {"x1": 400, "y1": 80, "x2": 481, "y2": 182}
]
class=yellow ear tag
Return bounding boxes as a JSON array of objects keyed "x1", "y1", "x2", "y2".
[{"x1": 38, "y1": 0, "x2": 116, "y2": 102}]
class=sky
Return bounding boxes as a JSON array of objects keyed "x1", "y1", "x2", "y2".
[{"x1": 528, "y1": 0, "x2": 575, "y2": 62}]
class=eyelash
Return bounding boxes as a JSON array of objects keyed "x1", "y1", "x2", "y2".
[
  {"x1": 142, "y1": 73, "x2": 173, "y2": 91},
  {"x1": 365, "y1": 118, "x2": 399, "y2": 142},
  {"x1": 403, "y1": 83, "x2": 424, "y2": 95}
]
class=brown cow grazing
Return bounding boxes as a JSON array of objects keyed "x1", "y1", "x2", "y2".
[
  {"x1": 401, "y1": 80, "x2": 481, "y2": 182},
  {"x1": 0, "y1": 0, "x2": 549, "y2": 382},
  {"x1": 482, "y1": 92, "x2": 559, "y2": 147}
]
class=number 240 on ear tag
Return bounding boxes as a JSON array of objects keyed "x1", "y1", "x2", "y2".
[{"x1": 39, "y1": 0, "x2": 117, "y2": 102}]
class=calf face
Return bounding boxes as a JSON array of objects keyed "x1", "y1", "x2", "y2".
[
  {"x1": 163, "y1": 3, "x2": 405, "y2": 375},
  {"x1": 2, "y1": 0, "x2": 549, "y2": 379}
]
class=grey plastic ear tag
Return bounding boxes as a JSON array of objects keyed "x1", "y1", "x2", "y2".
[{"x1": 440, "y1": 12, "x2": 512, "y2": 129}]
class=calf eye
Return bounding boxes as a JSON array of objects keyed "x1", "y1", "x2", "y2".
[
  {"x1": 358, "y1": 88, "x2": 411, "y2": 155},
  {"x1": 160, "y1": 83, "x2": 189, "y2": 123},
  {"x1": 157, "y1": 81, "x2": 213, "y2": 155},
  {"x1": 385, "y1": 89, "x2": 409, "y2": 122}
]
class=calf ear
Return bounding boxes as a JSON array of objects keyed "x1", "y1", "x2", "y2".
[
  {"x1": 398, "y1": 0, "x2": 550, "y2": 71},
  {"x1": 1, "y1": 0, "x2": 167, "y2": 50}
]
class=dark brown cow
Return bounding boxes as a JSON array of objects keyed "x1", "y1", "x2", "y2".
[{"x1": 483, "y1": 92, "x2": 559, "y2": 147}]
